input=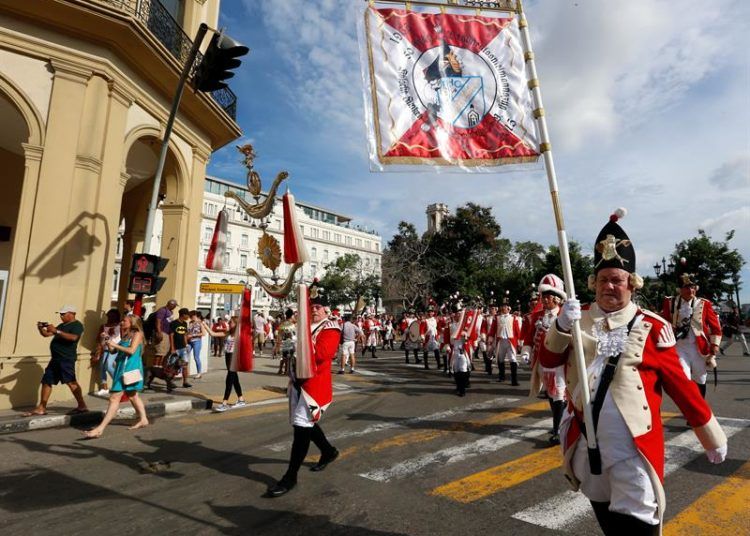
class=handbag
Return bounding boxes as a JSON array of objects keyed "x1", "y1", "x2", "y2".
[{"x1": 122, "y1": 367, "x2": 143, "y2": 386}]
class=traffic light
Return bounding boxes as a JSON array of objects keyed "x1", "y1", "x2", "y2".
[
  {"x1": 128, "y1": 253, "x2": 168, "y2": 296},
  {"x1": 193, "y1": 32, "x2": 249, "y2": 92}
]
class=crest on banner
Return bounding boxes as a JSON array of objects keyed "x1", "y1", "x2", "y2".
[{"x1": 360, "y1": 3, "x2": 540, "y2": 170}]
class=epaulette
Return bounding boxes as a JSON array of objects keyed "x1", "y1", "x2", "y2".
[{"x1": 641, "y1": 309, "x2": 675, "y2": 348}]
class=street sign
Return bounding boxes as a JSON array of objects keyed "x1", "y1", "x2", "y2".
[{"x1": 200, "y1": 283, "x2": 245, "y2": 294}]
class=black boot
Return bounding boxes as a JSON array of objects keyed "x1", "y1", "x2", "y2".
[
  {"x1": 550, "y1": 399, "x2": 564, "y2": 445},
  {"x1": 510, "y1": 362, "x2": 520, "y2": 386},
  {"x1": 434, "y1": 350, "x2": 441, "y2": 370},
  {"x1": 405, "y1": 350, "x2": 410, "y2": 364},
  {"x1": 498, "y1": 362, "x2": 506, "y2": 382},
  {"x1": 423, "y1": 351, "x2": 429, "y2": 369},
  {"x1": 696, "y1": 382, "x2": 707, "y2": 398},
  {"x1": 267, "y1": 425, "x2": 312, "y2": 497},
  {"x1": 414, "y1": 350, "x2": 421, "y2": 363},
  {"x1": 608, "y1": 511, "x2": 660, "y2": 536},
  {"x1": 371, "y1": 346, "x2": 377, "y2": 359},
  {"x1": 484, "y1": 355, "x2": 492, "y2": 375}
]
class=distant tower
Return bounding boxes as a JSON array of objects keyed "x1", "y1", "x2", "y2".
[{"x1": 426, "y1": 203, "x2": 450, "y2": 233}]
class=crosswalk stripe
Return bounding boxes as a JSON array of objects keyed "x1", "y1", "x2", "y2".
[
  {"x1": 263, "y1": 397, "x2": 519, "y2": 452},
  {"x1": 663, "y1": 459, "x2": 750, "y2": 535},
  {"x1": 430, "y1": 446, "x2": 562, "y2": 503},
  {"x1": 339, "y1": 401, "x2": 549, "y2": 460},
  {"x1": 359, "y1": 419, "x2": 552, "y2": 482},
  {"x1": 511, "y1": 418, "x2": 748, "y2": 530}
]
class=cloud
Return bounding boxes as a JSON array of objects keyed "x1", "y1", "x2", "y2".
[{"x1": 708, "y1": 156, "x2": 750, "y2": 190}]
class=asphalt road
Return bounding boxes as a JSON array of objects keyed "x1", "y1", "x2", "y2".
[{"x1": 1, "y1": 344, "x2": 748, "y2": 536}]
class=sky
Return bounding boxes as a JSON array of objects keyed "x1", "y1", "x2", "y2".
[{"x1": 210, "y1": 0, "x2": 750, "y2": 302}]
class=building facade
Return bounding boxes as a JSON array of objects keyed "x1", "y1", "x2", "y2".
[{"x1": 0, "y1": 0, "x2": 242, "y2": 410}]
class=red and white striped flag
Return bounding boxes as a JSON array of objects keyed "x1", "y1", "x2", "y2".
[
  {"x1": 230, "y1": 288, "x2": 254, "y2": 372},
  {"x1": 295, "y1": 283, "x2": 316, "y2": 379},
  {"x1": 205, "y1": 208, "x2": 228, "y2": 270},
  {"x1": 283, "y1": 192, "x2": 309, "y2": 264}
]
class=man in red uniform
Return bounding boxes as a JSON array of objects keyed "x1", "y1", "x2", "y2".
[
  {"x1": 266, "y1": 282, "x2": 342, "y2": 497},
  {"x1": 661, "y1": 274, "x2": 722, "y2": 398},
  {"x1": 540, "y1": 209, "x2": 727, "y2": 534},
  {"x1": 494, "y1": 296, "x2": 523, "y2": 386}
]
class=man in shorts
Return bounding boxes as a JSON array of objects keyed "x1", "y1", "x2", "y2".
[
  {"x1": 24, "y1": 305, "x2": 87, "y2": 416},
  {"x1": 339, "y1": 314, "x2": 364, "y2": 373},
  {"x1": 170, "y1": 307, "x2": 192, "y2": 388},
  {"x1": 147, "y1": 298, "x2": 177, "y2": 388}
]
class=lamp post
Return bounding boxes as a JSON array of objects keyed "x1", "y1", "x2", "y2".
[
  {"x1": 653, "y1": 257, "x2": 675, "y2": 296},
  {"x1": 732, "y1": 272, "x2": 742, "y2": 321}
]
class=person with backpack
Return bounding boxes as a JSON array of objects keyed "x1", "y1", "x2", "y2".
[{"x1": 145, "y1": 299, "x2": 178, "y2": 389}]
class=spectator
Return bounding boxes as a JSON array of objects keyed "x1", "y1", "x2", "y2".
[
  {"x1": 213, "y1": 316, "x2": 247, "y2": 412},
  {"x1": 211, "y1": 316, "x2": 228, "y2": 356},
  {"x1": 720, "y1": 307, "x2": 750, "y2": 356},
  {"x1": 187, "y1": 310, "x2": 207, "y2": 379},
  {"x1": 146, "y1": 298, "x2": 178, "y2": 388},
  {"x1": 254, "y1": 311, "x2": 267, "y2": 356},
  {"x1": 170, "y1": 308, "x2": 192, "y2": 388},
  {"x1": 277, "y1": 309, "x2": 297, "y2": 375},
  {"x1": 91, "y1": 308, "x2": 121, "y2": 397},
  {"x1": 24, "y1": 305, "x2": 87, "y2": 416},
  {"x1": 83, "y1": 315, "x2": 149, "y2": 438}
]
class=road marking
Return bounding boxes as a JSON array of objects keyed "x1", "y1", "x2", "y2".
[
  {"x1": 663, "y1": 459, "x2": 750, "y2": 535},
  {"x1": 340, "y1": 401, "x2": 549, "y2": 459},
  {"x1": 431, "y1": 446, "x2": 563, "y2": 503},
  {"x1": 359, "y1": 419, "x2": 552, "y2": 482},
  {"x1": 263, "y1": 397, "x2": 520, "y2": 452},
  {"x1": 511, "y1": 418, "x2": 748, "y2": 530}
]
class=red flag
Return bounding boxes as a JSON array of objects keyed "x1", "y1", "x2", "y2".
[
  {"x1": 282, "y1": 192, "x2": 309, "y2": 264},
  {"x1": 230, "y1": 288, "x2": 253, "y2": 372},
  {"x1": 205, "y1": 208, "x2": 227, "y2": 270},
  {"x1": 295, "y1": 284, "x2": 316, "y2": 379}
]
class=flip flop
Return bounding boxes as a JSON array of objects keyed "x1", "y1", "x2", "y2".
[
  {"x1": 66, "y1": 408, "x2": 88, "y2": 415},
  {"x1": 22, "y1": 411, "x2": 48, "y2": 417}
]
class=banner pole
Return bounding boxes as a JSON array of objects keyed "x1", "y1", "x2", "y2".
[{"x1": 516, "y1": 1, "x2": 599, "y2": 465}]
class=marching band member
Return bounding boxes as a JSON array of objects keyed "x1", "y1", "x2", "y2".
[
  {"x1": 421, "y1": 306, "x2": 441, "y2": 369},
  {"x1": 401, "y1": 310, "x2": 422, "y2": 364},
  {"x1": 661, "y1": 274, "x2": 722, "y2": 399},
  {"x1": 520, "y1": 274, "x2": 568, "y2": 445},
  {"x1": 266, "y1": 281, "x2": 342, "y2": 498},
  {"x1": 495, "y1": 295, "x2": 522, "y2": 386},
  {"x1": 540, "y1": 209, "x2": 727, "y2": 534}
]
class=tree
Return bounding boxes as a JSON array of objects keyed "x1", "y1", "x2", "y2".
[
  {"x1": 318, "y1": 253, "x2": 381, "y2": 311},
  {"x1": 382, "y1": 222, "x2": 434, "y2": 310},
  {"x1": 532, "y1": 242, "x2": 595, "y2": 303},
  {"x1": 670, "y1": 230, "x2": 745, "y2": 302}
]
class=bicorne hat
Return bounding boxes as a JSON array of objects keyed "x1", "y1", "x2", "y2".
[{"x1": 594, "y1": 208, "x2": 635, "y2": 273}]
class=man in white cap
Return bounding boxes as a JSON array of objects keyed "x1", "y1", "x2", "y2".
[
  {"x1": 24, "y1": 305, "x2": 88, "y2": 416},
  {"x1": 540, "y1": 209, "x2": 727, "y2": 535}
]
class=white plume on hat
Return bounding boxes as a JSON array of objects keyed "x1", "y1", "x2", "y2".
[{"x1": 538, "y1": 274, "x2": 567, "y2": 300}]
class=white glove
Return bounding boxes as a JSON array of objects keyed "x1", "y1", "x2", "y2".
[
  {"x1": 521, "y1": 352, "x2": 530, "y2": 364},
  {"x1": 706, "y1": 443, "x2": 727, "y2": 464},
  {"x1": 557, "y1": 299, "x2": 581, "y2": 332}
]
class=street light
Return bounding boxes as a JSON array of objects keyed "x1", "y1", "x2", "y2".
[{"x1": 653, "y1": 257, "x2": 675, "y2": 295}]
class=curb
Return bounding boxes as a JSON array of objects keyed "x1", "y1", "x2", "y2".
[{"x1": 0, "y1": 398, "x2": 212, "y2": 435}]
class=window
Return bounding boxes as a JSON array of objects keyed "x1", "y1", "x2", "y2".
[
  {"x1": 204, "y1": 226, "x2": 212, "y2": 242},
  {"x1": 201, "y1": 248, "x2": 209, "y2": 264},
  {"x1": 311, "y1": 247, "x2": 317, "y2": 259},
  {"x1": 365, "y1": 258, "x2": 370, "y2": 267},
  {"x1": 346, "y1": 236, "x2": 352, "y2": 245},
  {"x1": 335, "y1": 252, "x2": 340, "y2": 259},
  {"x1": 356, "y1": 238, "x2": 362, "y2": 247},
  {"x1": 322, "y1": 230, "x2": 330, "y2": 240},
  {"x1": 311, "y1": 228, "x2": 319, "y2": 238},
  {"x1": 224, "y1": 252, "x2": 230, "y2": 268},
  {"x1": 112, "y1": 270, "x2": 119, "y2": 293},
  {"x1": 323, "y1": 250, "x2": 329, "y2": 262},
  {"x1": 226, "y1": 231, "x2": 232, "y2": 245},
  {"x1": 300, "y1": 225, "x2": 305, "y2": 235},
  {"x1": 241, "y1": 234, "x2": 249, "y2": 248},
  {"x1": 240, "y1": 254, "x2": 247, "y2": 269},
  {"x1": 335, "y1": 233, "x2": 342, "y2": 243},
  {"x1": 375, "y1": 243, "x2": 380, "y2": 252},
  {"x1": 365, "y1": 240, "x2": 371, "y2": 249},
  {"x1": 310, "y1": 263, "x2": 317, "y2": 277}
]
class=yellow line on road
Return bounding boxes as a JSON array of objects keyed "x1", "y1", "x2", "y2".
[
  {"x1": 430, "y1": 446, "x2": 563, "y2": 503},
  {"x1": 663, "y1": 460, "x2": 750, "y2": 536},
  {"x1": 429, "y1": 411, "x2": 683, "y2": 503}
]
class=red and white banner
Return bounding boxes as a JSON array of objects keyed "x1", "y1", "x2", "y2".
[
  {"x1": 295, "y1": 284, "x2": 316, "y2": 379},
  {"x1": 282, "y1": 192, "x2": 309, "y2": 264},
  {"x1": 230, "y1": 288, "x2": 254, "y2": 373},
  {"x1": 205, "y1": 208, "x2": 227, "y2": 270},
  {"x1": 361, "y1": 4, "x2": 539, "y2": 170}
]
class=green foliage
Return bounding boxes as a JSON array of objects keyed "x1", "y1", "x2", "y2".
[
  {"x1": 671, "y1": 230, "x2": 745, "y2": 301},
  {"x1": 318, "y1": 253, "x2": 382, "y2": 310}
]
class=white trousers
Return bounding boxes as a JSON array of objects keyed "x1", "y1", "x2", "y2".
[
  {"x1": 571, "y1": 436, "x2": 659, "y2": 525},
  {"x1": 496, "y1": 339, "x2": 517, "y2": 363},
  {"x1": 676, "y1": 339, "x2": 707, "y2": 384}
]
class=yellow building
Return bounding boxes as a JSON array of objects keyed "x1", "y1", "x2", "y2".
[{"x1": 0, "y1": 0, "x2": 241, "y2": 410}]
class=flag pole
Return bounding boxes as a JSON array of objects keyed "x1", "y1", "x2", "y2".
[{"x1": 515, "y1": 0, "x2": 600, "y2": 470}]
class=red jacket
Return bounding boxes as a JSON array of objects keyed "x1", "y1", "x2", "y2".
[
  {"x1": 661, "y1": 296, "x2": 722, "y2": 356},
  {"x1": 539, "y1": 302, "x2": 726, "y2": 521},
  {"x1": 299, "y1": 320, "x2": 341, "y2": 421}
]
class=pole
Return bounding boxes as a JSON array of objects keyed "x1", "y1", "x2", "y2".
[
  {"x1": 143, "y1": 23, "x2": 209, "y2": 254},
  {"x1": 516, "y1": 1, "x2": 601, "y2": 471}
]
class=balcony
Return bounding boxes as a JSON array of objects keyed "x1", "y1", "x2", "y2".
[{"x1": 100, "y1": 0, "x2": 237, "y2": 119}]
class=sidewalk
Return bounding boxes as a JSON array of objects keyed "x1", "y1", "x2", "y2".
[{"x1": 0, "y1": 353, "x2": 293, "y2": 435}]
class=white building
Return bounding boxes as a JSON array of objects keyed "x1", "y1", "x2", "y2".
[{"x1": 114, "y1": 176, "x2": 382, "y2": 318}]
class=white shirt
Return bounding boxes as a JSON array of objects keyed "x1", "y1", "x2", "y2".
[{"x1": 342, "y1": 321, "x2": 363, "y2": 342}]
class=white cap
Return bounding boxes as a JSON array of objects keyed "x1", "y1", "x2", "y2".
[{"x1": 57, "y1": 304, "x2": 77, "y2": 314}]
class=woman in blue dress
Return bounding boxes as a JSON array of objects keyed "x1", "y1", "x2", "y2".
[{"x1": 83, "y1": 315, "x2": 149, "y2": 438}]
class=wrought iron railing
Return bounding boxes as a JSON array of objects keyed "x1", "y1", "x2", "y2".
[{"x1": 97, "y1": 0, "x2": 238, "y2": 120}]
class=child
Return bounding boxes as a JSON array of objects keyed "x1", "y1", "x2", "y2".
[{"x1": 453, "y1": 348, "x2": 470, "y2": 397}]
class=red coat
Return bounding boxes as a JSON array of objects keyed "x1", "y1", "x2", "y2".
[
  {"x1": 299, "y1": 320, "x2": 341, "y2": 421},
  {"x1": 493, "y1": 314, "x2": 522, "y2": 348},
  {"x1": 520, "y1": 307, "x2": 557, "y2": 396},
  {"x1": 661, "y1": 296, "x2": 722, "y2": 356},
  {"x1": 539, "y1": 302, "x2": 726, "y2": 521}
]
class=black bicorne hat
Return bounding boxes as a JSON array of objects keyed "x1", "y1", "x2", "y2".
[{"x1": 594, "y1": 208, "x2": 635, "y2": 273}]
